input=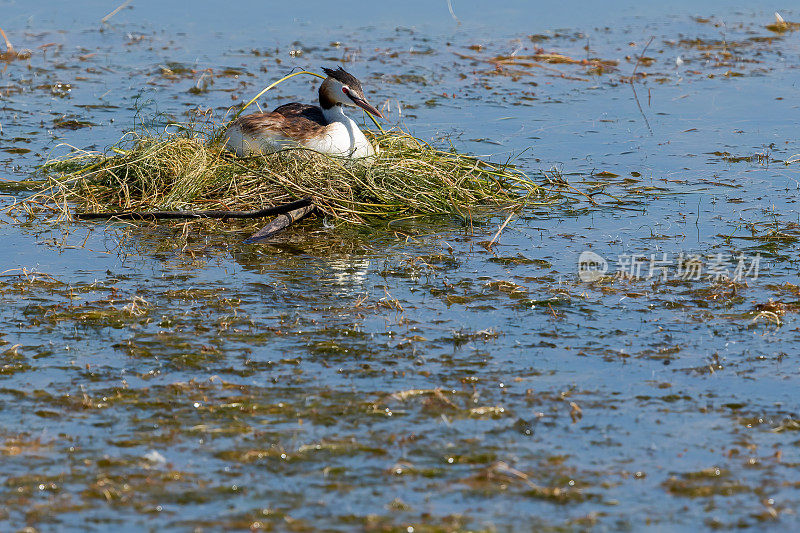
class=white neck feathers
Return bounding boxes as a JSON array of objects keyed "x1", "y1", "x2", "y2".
[{"x1": 322, "y1": 104, "x2": 350, "y2": 125}]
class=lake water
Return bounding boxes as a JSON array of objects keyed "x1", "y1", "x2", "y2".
[{"x1": 1, "y1": 0, "x2": 799, "y2": 530}]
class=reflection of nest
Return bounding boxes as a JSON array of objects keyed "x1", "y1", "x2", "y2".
[{"x1": 327, "y1": 257, "x2": 371, "y2": 288}]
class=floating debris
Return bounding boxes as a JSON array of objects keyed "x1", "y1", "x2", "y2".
[
  {"x1": 766, "y1": 12, "x2": 800, "y2": 33},
  {"x1": 0, "y1": 27, "x2": 31, "y2": 62}
]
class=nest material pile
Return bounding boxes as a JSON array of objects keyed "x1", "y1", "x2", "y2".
[{"x1": 39, "y1": 127, "x2": 543, "y2": 224}]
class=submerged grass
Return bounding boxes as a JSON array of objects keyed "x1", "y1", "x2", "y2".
[{"x1": 25, "y1": 123, "x2": 545, "y2": 225}]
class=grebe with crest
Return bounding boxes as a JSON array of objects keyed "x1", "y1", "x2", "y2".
[{"x1": 224, "y1": 67, "x2": 383, "y2": 158}]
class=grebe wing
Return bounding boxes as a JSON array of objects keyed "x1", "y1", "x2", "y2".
[
  {"x1": 272, "y1": 103, "x2": 327, "y2": 126},
  {"x1": 231, "y1": 109, "x2": 326, "y2": 140}
]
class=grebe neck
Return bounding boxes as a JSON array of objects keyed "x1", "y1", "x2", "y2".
[{"x1": 322, "y1": 104, "x2": 351, "y2": 125}]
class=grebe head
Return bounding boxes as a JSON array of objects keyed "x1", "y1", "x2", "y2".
[{"x1": 320, "y1": 66, "x2": 384, "y2": 119}]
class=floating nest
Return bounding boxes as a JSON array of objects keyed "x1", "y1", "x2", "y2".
[{"x1": 26, "y1": 123, "x2": 548, "y2": 224}]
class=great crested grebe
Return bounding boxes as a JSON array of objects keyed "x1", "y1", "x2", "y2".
[{"x1": 224, "y1": 67, "x2": 383, "y2": 158}]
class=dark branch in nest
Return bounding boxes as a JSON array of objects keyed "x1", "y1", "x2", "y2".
[
  {"x1": 244, "y1": 204, "x2": 317, "y2": 243},
  {"x1": 74, "y1": 197, "x2": 313, "y2": 221}
]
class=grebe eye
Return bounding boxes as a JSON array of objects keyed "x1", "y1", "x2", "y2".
[{"x1": 342, "y1": 87, "x2": 348, "y2": 94}]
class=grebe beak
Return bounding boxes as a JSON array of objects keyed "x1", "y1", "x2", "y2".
[{"x1": 349, "y1": 94, "x2": 384, "y2": 120}]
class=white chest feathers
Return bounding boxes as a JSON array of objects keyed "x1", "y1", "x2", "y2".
[{"x1": 307, "y1": 112, "x2": 377, "y2": 159}]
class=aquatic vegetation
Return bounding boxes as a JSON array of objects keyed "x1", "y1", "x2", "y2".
[{"x1": 766, "y1": 12, "x2": 800, "y2": 33}]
